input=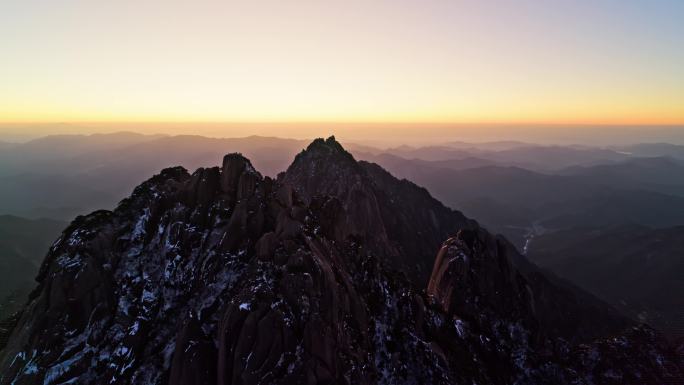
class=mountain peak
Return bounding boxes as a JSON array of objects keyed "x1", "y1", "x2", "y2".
[
  {"x1": 280, "y1": 136, "x2": 362, "y2": 203},
  {"x1": 307, "y1": 135, "x2": 345, "y2": 152},
  {"x1": 297, "y1": 135, "x2": 355, "y2": 162},
  {"x1": 279, "y1": 136, "x2": 357, "y2": 189}
]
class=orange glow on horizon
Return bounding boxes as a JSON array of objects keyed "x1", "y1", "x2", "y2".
[{"x1": 1, "y1": 0, "x2": 682, "y2": 134}]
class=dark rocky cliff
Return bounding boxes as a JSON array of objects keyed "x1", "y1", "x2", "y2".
[{"x1": 0, "y1": 137, "x2": 681, "y2": 385}]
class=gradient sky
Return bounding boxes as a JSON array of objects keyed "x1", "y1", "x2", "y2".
[{"x1": 1, "y1": 0, "x2": 683, "y2": 128}]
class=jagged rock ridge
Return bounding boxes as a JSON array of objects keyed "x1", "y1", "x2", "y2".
[{"x1": 0, "y1": 137, "x2": 682, "y2": 385}]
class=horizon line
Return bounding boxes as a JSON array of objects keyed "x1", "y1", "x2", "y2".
[{"x1": 2, "y1": 121, "x2": 684, "y2": 127}]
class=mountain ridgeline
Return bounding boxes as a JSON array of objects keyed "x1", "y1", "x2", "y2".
[{"x1": 0, "y1": 137, "x2": 682, "y2": 385}]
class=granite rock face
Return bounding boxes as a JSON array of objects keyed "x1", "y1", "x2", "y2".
[{"x1": 0, "y1": 137, "x2": 682, "y2": 385}]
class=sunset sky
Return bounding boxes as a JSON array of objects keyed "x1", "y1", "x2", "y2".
[{"x1": 1, "y1": 0, "x2": 683, "y2": 137}]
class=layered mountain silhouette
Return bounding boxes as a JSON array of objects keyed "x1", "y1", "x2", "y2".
[
  {"x1": 0, "y1": 137, "x2": 682, "y2": 385},
  {"x1": 528, "y1": 224, "x2": 684, "y2": 339},
  {"x1": 357, "y1": 160, "x2": 684, "y2": 247},
  {"x1": 0, "y1": 134, "x2": 309, "y2": 219},
  {"x1": 0, "y1": 216, "x2": 67, "y2": 319}
]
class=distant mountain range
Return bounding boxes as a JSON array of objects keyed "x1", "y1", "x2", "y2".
[
  {"x1": 0, "y1": 134, "x2": 309, "y2": 219},
  {"x1": 528, "y1": 224, "x2": 684, "y2": 339},
  {"x1": 354, "y1": 156, "x2": 684, "y2": 247},
  {"x1": 3, "y1": 132, "x2": 684, "y2": 224},
  {"x1": 0, "y1": 216, "x2": 67, "y2": 319},
  {"x1": 375, "y1": 143, "x2": 632, "y2": 170},
  {"x1": 615, "y1": 142, "x2": 684, "y2": 158},
  {"x1": 559, "y1": 156, "x2": 684, "y2": 196}
]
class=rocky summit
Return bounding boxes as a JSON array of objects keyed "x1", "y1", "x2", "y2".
[{"x1": 0, "y1": 137, "x2": 682, "y2": 385}]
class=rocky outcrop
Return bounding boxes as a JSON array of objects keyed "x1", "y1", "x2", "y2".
[
  {"x1": 428, "y1": 229, "x2": 537, "y2": 331},
  {"x1": 427, "y1": 228, "x2": 632, "y2": 344},
  {"x1": 280, "y1": 136, "x2": 474, "y2": 285},
  {"x1": 0, "y1": 137, "x2": 682, "y2": 385}
]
